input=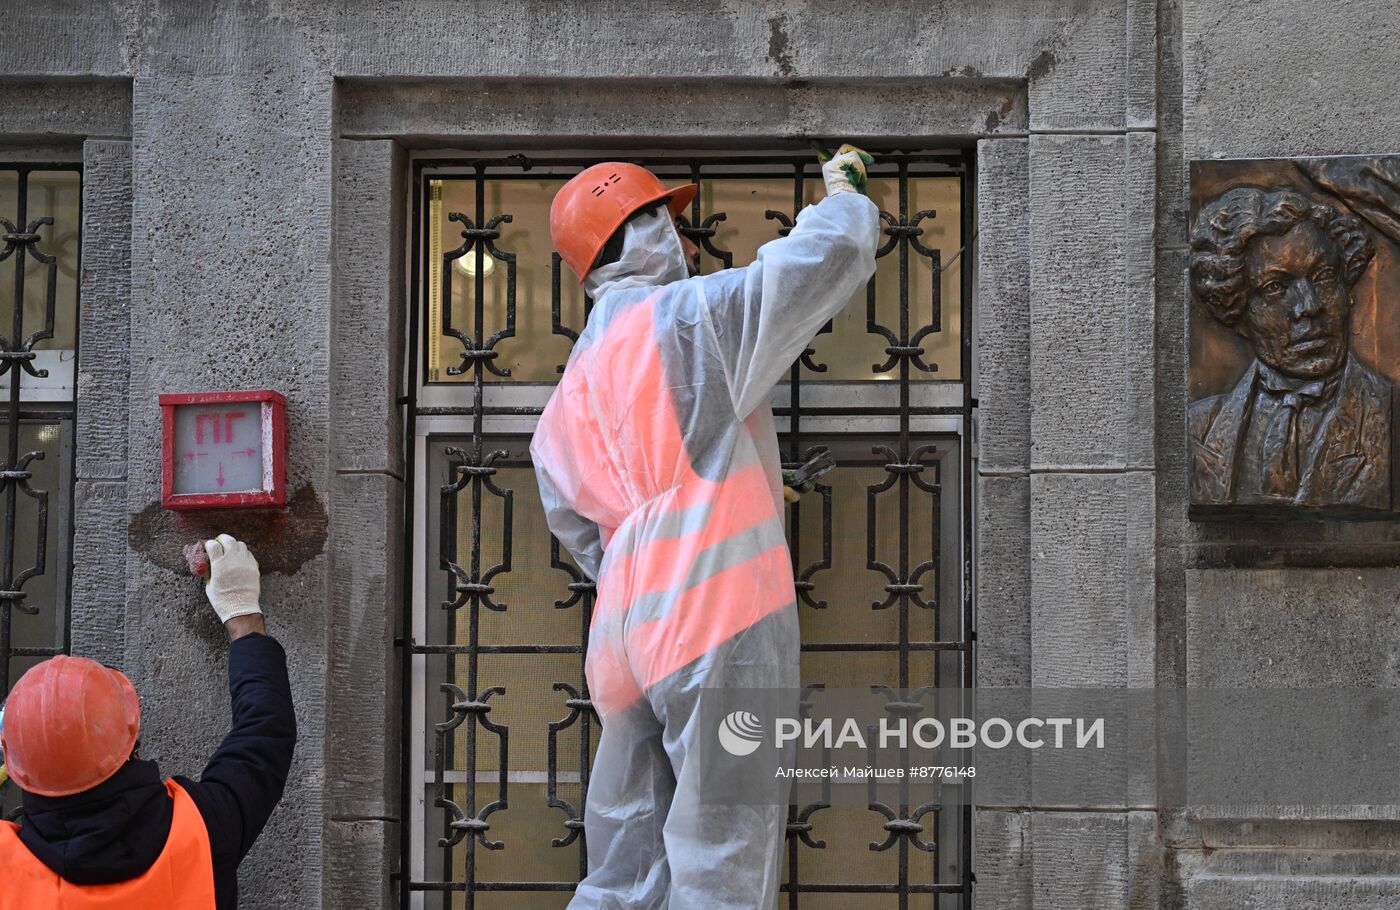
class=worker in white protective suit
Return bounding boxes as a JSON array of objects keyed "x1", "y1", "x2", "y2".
[{"x1": 531, "y1": 146, "x2": 879, "y2": 909}]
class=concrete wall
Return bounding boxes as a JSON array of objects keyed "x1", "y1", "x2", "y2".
[
  {"x1": 1167, "y1": 1, "x2": 1400, "y2": 907},
  {"x1": 3, "y1": 0, "x2": 1394, "y2": 907}
]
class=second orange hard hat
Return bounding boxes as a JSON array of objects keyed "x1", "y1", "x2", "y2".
[
  {"x1": 0, "y1": 655, "x2": 141, "y2": 797},
  {"x1": 550, "y1": 162, "x2": 698, "y2": 283}
]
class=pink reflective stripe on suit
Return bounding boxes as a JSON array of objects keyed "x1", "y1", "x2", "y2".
[{"x1": 531, "y1": 191, "x2": 879, "y2": 909}]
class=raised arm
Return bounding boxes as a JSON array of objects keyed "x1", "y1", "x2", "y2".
[
  {"x1": 694, "y1": 149, "x2": 881, "y2": 418},
  {"x1": 183, "y1": 535, "x2": 297, "y2": 866}
]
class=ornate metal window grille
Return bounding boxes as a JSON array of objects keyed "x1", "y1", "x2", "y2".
[
  {"x1": 403, "y1": 152, "x2": 974, "y2": 908},
  {"x1": 0, "y1": 164, "x2": 81, "y2": 812}
]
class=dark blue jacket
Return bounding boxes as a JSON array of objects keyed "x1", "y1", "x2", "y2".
[{"x1": 14, "y1": 633, "x2": 296, "y2": 910}]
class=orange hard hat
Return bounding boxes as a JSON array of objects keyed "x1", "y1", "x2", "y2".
[
  {"x1": 0, "y1": 655, "x2": 141, "y2": 797},
  {"x1": 550, "y1": 162, "x2": 698, "y2": 282}
]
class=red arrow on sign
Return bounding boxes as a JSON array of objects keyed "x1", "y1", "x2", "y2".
[
  {"x1": 232, "y1": 448, "x2": 256, "y2": 456},
  {"x1": 217, "y1": 462, "x2": 226, "y2": 488}
]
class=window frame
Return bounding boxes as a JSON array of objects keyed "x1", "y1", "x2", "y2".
[
  {"x1": 0, "y1": 161, "x2": 82, "y2": 815},
  {"x1": 400, "y1": 148, "x2": 976, "y2": 907}
]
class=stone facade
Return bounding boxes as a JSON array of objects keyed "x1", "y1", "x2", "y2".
[{"x1": 3, "y1": 1, "x2": 1397, "y2": 907}]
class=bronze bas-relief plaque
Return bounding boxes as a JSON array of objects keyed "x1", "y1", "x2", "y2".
[{"x1": 1189, "y1": 156, "x2": 1400, "y2": 518}]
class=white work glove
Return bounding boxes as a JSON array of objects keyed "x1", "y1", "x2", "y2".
[
  {"x1": 203, "y1": 534, "x2": 262, "y2": 623},
  {"x1": 819, "y1": 144, "x2": 875, "y2": 196}
]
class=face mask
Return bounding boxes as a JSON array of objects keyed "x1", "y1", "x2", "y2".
[{"x1": 585, "y1": 208, "x2": 689, "y2": 297}]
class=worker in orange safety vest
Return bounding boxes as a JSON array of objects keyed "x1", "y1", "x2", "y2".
[{"x1": 0, "y1": 534, "x2": 295, "y2": 909}]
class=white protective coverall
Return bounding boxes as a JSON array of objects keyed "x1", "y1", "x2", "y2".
[{"x1": 530, "y1": 190, "x2": 880, "y2": 909}]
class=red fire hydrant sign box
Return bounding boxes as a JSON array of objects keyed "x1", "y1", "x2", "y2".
[{"x1": 160, "y1": 390, "x2": 286, "y2": 510}]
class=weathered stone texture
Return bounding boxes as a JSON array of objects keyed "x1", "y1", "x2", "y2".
[
  {"x1": 1025, "y1": 0, "x2": 1148, "y2": 131},
  {"x1": 1186, "y1": 568, "x2": 1400, "y2": 688},
  {"x1": 0, "y1": 3, "x2": 131, "y2": 77},
  {"x1": 124, "y1": 61, "x2": 335, "y2": 907},
  {"x1": 1029, "y1": 132, "x2": 1156, "y2": 471},
  {"x1": 1184, "y1": 0, "x2": 1400, "y2": 159},
  {"x1": 976, "y1": 808, "x2": 1032, "y2": 909},
  {"x1": 75, "y1": 139, "x2": 131, "y2": 482},
  {"x1": 0, "y1": 80, "x2": 131, "y2": 141},
  {"x1": 69, "y1": 480, "x2": 127, "y2": 667},
  {"x1": 70, "y1": 139, "x2": 131, "y2": 667},
  {"x1": 331, "y1": 139, "x2": 405, "y2": 477},
  {"x1": 1186, "y1": 875, "x2": 1400, "y2": 908},
  {"x1": 977, "y1": 474, "x2": 1032, "y2": 688},
  {"x1": 325, "y1": 471, "x2": 402, "y2": 821},
  {"x1": 326, "y1": 819, "x2": 397, "y2": 910},
  {"x1": 1028, "y1": 811, "x2": 1157, "y2": 908},
  {"x1": 976, "y1": 137, "x2": 1031, "y2": 475},
  {"x1": 1031, "y1": 471, "x2": 1155, "y2": 688},
  {"x1": 343, "y1": 78, "x2": 1030, "y2": 143},
  {"x1": 337, "y1": 1, "x2": 1073, "y2": 82}
]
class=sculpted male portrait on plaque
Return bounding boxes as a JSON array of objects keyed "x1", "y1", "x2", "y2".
[{"x1": 1189, "y1": 156, "x2": 1400, "y2": 517}]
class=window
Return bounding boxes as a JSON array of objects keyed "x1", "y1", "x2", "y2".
[
  {"x1": 0, "y1": 165, "x2": 81, "y2": 813},
  {"x1": 404, "y1": 152, "x2": 973, "y2": 908}
]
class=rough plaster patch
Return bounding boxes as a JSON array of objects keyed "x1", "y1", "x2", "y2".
[
  {"x1": 766, "y1": 14, "x2": 795, "y2": 77},
  {"x1": 986, "y1": 95, "x2": 1017, "y2": 133},
  {"x1": 128, "y1": 483, "x2": 328, "y2": 577},
  {"x1": 1026, "y1": 49, "x2": 1058, "y2": 81}
]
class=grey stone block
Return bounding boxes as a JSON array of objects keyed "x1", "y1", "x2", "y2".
[
  {"x1": 332, "y1": 138, "x2": 405, "y2": 477},
  {"x1": 125, "y1": 68, "x2": 336, "y2": 908},
  {"x1": 340, "y1": 78, "x2": 1029, "y2": 142},
  {"x1": 1126, "y1": 0, "x2": 1159, "y2": 129},
  {"x1": 0, "y1": 5, "x2": 130, "y2": 77},
  {"x1": 1155, "y1": 248, "x2": 1190, "y2": 551},
  {"x1": 326, "y1": 471, "x2": 403, "y2": 821},
  {"x1": 1030, "y1": 812, "x2": 1131, "y2": 908},
  {"x1": 1155, "y1": 543, "x2": 1187, "y2": 689},
  {"x1": 1184, "y1": 0, "x2": 1400, "y2": 159},
  {"x1": 69, "y1": 479, "x2": 127, "y2": 668},
  {"x1": 1027, "y1": 0, "x2": 1138, "y2": 132},
  {"x1": 1029, "y1": 132, "x2": 1156, "y2": 471},
  {"x1": 1186, "y1": 873, "x2": 1400, "y2": 909},
  {"x1": 1186, "y1": 568, "x2": 1400, "y2": 687},
  {"x1": 1129, "y1": 809, "x2": 1163, "y2": 908},
  {"x1": 325, "y1": 819, "x2": 397, "y2": 910},
  {"x1": 0, "y1": 79, "x2": 131, "y2": 141},
  {"x1": 1031, "y1": 472, "x2": 1156, "y2": 688},
  {"x1": 334, "y1": 1, "x2": 1067, "y2": 82},
  {"x1": 976, "y1": 137, "x2": 1031, "y2": 475},
  {"x1": 1028, "y1": 810, "x2": 1159, "y2": 909},
  {"x1": 975, "y1": 808, "x2": 1032, "y2": 910},
  {"x1": 977, "y1": 474, "x2": 1032, "y2": 688},
  {"x1": 1155, "y1": 0, "x2": 1187, "y2": 253},
  {"x1": 1191, "y1": 817, "x2": 1400, "y2": 852},
  {"x1": 77, "y1": 139, "x2": 131, "y2": 482}
]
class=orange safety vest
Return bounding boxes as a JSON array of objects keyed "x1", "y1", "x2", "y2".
[{"x1": 0, "y1": 779, "x2": 216, "y2": 909}]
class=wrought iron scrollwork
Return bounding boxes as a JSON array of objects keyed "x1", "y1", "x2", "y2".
[
  {"x1": 409, "y1": 152, "x2": 972, "y2": 907},
  {"x1": 867, "y1": 444, "x2": 940, "y2": 613},
  {"x1": 866, "y1": 686, "x2": 939, "y2": 853},
  {"x1": 788, "y1": 445, "x2": 834, "y2": 610},
  {"x1": 869, "y1": 162, "x2": 943, "y2": 375},
  {"x1": 787, "y1": 684, "x2": 832, "y2": 850},
  {"x1": 434, "y1": 683, "x2": 508, "y2": 850},
  {"x1": 546, "y1": 682, "x2": 596, "y2": 850},
  {"x1": 0, "y1": 168, "x2": 73, "y2": 701},
  {"x1": 443, "y1": 208, "x2": 517, "y2": 378},
  {"x1": 440, "y1": 448, "x2": 512, "y2": 613}
]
